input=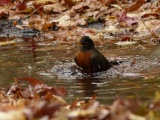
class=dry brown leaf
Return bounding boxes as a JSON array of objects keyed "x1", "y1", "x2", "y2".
[
  {"x1": 125, "y1": 0, "x2": 145, "y2": 12},
  {"x1": 64, "y1": 0, "x2": 75, "y2": 7},
  {"x1": 52, "y1": 15, "x2": 76, "y2": 27},
  {"x1": 43, "y1": 3, "x2": 66, "y2": 13},
  {"x1": 117, "y1": 11, "x2": 138, "y2": 26},
  {"x1": 141, "y1": 12, "x2": 159, "y2": 19},
  {"x1": 136, "y1": 20, "x2": 160, "y2": 33},
  {"x1": 103, "y1": 0, "x2": 115, "y2": 6},
  {"x1": 0, "y1": 7, "x2": 8, "y2": 18}
]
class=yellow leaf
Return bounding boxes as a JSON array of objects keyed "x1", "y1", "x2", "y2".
[
  {"x1": 0, "y1": 110, "x2": 25, "y2": 120},
  {"x1": 154, "y1": 91, "x2": 160, "y2": 102},
  {"x1": 0, "y1": 41, "x2": 15, "y2": 46}
]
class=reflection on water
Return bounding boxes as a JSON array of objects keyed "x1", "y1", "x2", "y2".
[
  {"x1": 76, "y1": 77, "x2": 100, "y2": 100},
  {"x1": 0, "y1": 37, "x2": 160, "y2": 104}
]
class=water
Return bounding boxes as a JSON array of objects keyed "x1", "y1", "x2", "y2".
[{"x1": 0, "y1": 37, "x2": 160, "y2": 104}]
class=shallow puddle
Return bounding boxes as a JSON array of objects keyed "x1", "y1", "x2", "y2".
[{"x1": 0, "y1": 37, "x2": 160, "y2": 104}]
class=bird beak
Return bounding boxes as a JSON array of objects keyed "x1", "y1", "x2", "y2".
[{"x1": 75, "y1": 42, "x2": 83, "y2": 48}]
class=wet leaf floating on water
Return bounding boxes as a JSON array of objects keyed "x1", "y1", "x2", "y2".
[
  {"x1": 18, "y1": 77, "x2": 44, "y2": 86},
  {"x1": 130, "y1": 58, "x2": 137, "y2": 67}
]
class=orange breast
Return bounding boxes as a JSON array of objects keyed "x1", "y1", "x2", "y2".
[{"x1": 75, "y1": 51, "x2": 92, "y2": 70}]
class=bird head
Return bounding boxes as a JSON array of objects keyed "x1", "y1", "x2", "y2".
[{"x1": 76, "y1": 36, "x2": 95, "y2": 52}]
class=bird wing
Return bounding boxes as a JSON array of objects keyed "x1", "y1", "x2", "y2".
[{"x1": 90, "y1": 53, "x2": 111, "y2": 72}]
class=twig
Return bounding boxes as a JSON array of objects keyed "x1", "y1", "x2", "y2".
[
  {"x1": 138, "y1": 15, "x2": 159, "y2": 39},
  {"x1": 25, "y1": 5, "x2": 45, "y2": 18}
]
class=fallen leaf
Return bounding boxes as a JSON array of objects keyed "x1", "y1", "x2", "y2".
[
  {"x1": 117, "y1": 11, "x2": 138, "y2": 26},
  {"x1": 136, "y1": 20, "x2": 160, "y2": 33},
  {"x1": 0, "y1": 0, "x2": 10, "y2": 6},
  {"x1": 141, "y1": 12, "x2": 159, "y2": 19},
  {"x1": 17, "y1": 1, "x2": 27, "y2": 11},
  {"x1": 0, "y1": 41, "x2": 15, "y2": 46},
  {"x1": 115, "y1": 41, "x2": 137, "y2": 46},
  {"x1": 43, "y1": 3, "x2": 66, "y2": 13},
  {"x1": 52, "y1": 15, "x2": 76, "y2": 27},
  {"x1": 63, "y1": 0, "x2": 75, "y2": 7},
  {"x1": 104, "y1": 25, "x2": 118, "y2": 33},
  {"x1": 0, "y1": 111, "x2": 25, "y2": 120},
  {"x1": 35, "y1": 0, "x2": 58, "y2": 4},
  {"x1": 125, "y1": 0, "x2": 145, "y2": 12}
]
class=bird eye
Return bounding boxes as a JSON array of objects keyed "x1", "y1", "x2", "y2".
[{"x1": 85, "y1": 42, "x2": 89, "y2": 45}]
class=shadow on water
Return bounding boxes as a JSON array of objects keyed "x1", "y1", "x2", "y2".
[{"x1": 0, "y1": 37, "x2": 160, "y2": 104}]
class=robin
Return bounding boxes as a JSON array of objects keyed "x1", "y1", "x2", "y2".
[{"x1": 74, "y1": 36, "x2": 111, "y2": 73}]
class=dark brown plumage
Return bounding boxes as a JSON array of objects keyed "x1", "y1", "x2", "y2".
[{"x1": 74, "y1": 36, "x2": 111, "y2": 73}]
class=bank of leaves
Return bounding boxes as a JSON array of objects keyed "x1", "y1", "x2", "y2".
[
  {"x1": 0, "y1": 0, "x2": 159, "y2": 44},
  {"x1": 0, "y1": 78, "x2": 159, "y2": 120}
]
